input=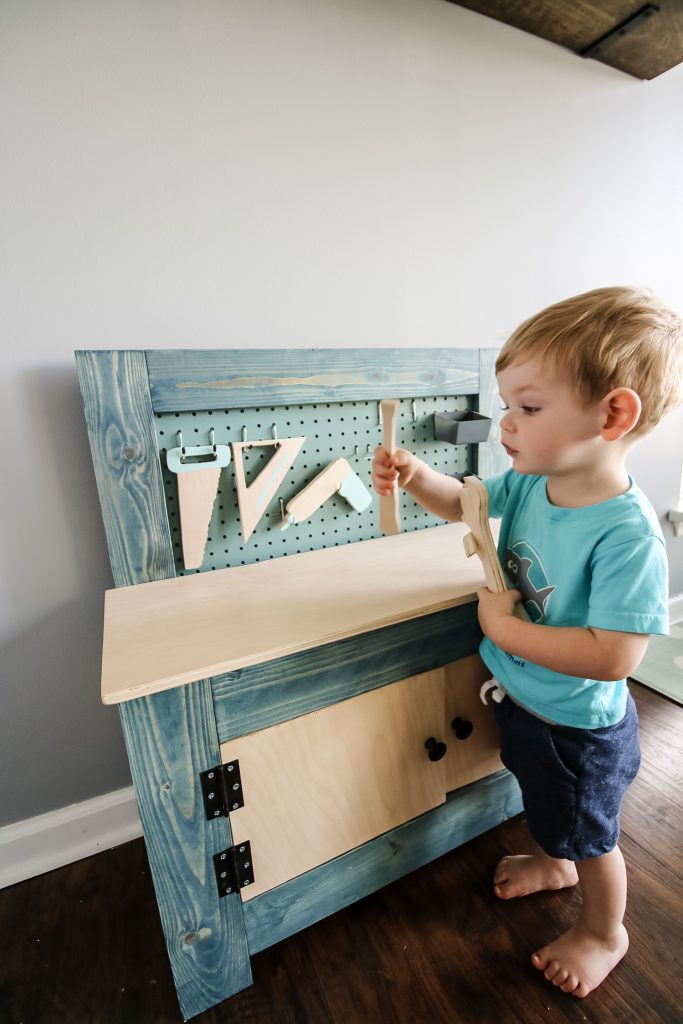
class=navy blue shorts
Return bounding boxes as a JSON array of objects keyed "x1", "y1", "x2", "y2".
[{"x1": 493, "y1": 692, "x2": 640, "y2": 861}]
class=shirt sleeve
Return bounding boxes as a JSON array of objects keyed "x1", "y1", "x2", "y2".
[
  {"x1": 587, "y1": 533, "x2": 670, "y2": 636},
  {"x1": 482, "y1": 469, "x2": 516, "y2": 519}
]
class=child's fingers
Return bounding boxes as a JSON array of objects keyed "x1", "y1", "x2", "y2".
[
  {"x1": 392, "y1": 448, "x2": 417, "y2": 486},
  {"x1": 371, "y1": 447, "x2": 397, "y2": 496}
]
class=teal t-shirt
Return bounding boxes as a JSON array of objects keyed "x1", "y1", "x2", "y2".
[{"x1": 479, "y1": 471, "x2": 669, "y2": 728}]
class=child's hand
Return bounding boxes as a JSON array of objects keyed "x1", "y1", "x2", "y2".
[
  {"x1": 371, "y1": 446, "x2": 421, "y2": 496},
  {"x1": 476, "y1": 586, "x2": 522, "y2": 644}
]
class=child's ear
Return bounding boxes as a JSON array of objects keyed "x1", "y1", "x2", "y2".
[{"x1": 600, "y1": 388, "x2": 642, "y2": 440}]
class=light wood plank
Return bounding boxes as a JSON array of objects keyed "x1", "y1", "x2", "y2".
[
  {"x1": 444, "y1": 654, "x2": 503, "y2": 791},
  {"x1": 220, "y1": 670, "x2": 448, "y2": 901},
  {"x1": 102, "y1": 521, "x2": 499, "y2": 705},
  {"x1": 146, "y1": 349, "x2": 480, "y2": 412}
]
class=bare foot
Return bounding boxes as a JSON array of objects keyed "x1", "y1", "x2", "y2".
[
  {"x1": 493, "y1": 853, "x2": 578, "y2": 899},
  {"x1": 532, "y1": 923, "x2": 629, "y2": 997}
]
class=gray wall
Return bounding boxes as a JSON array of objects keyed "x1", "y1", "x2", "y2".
[{"x1": 1, "y1": 0, "x2": 682, "y2": 828}]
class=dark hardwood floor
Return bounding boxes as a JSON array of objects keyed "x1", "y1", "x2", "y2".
[{"x1": 1, "y1": 682, "x2": 681, "y2": 1024}]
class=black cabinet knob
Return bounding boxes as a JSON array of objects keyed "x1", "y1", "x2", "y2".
[
  {"x1": 451, "y1": 717, "x2": 473, "y2": 740},
  {"x1": 424, "y1": 737, "x2": 447, "y2": 762}
]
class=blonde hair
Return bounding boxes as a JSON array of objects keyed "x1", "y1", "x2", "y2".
[{"x1": 496, "y1": 287, "x2": 683, "y2": 435}]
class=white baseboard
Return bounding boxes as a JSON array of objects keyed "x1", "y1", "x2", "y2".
[
  {"x1": 0, "y1": 786, "x2": 142, "y2": 889},
  {"x1": 670, "y1": 592, "x2": 683, "y2": 626}
]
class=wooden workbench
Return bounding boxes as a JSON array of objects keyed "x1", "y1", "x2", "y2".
[{"x1": 78, "y1": 347, "x2": 520, "y2": 1020}]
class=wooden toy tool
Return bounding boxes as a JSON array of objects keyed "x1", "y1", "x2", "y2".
[
  {"x1": 232, "y1": 436, "x2": 305, "y2": 542},
  {"x1": 282, "y1": 458, "x2": 372, "y2": 529},
  {"x1": 167, "y1": 435, "x2": 232, "y2": 570},
  {"x1": 460, "y1": 475, "x2": 527, "y2": 619},
  {"x1": 379, "y1": 399, "x2": 400, "y2": 535}
]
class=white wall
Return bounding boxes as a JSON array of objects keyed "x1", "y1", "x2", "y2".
[{"x1": 1, "y1": 0, "x2": 682, "y2": 827}]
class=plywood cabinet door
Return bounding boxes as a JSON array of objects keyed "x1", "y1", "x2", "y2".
[
  {"x1": 219, "y1": 669, "x2": 447, "y2": 901},
  {"x1": 444, "y1": 654, "x2": 503, "y2": 792}
]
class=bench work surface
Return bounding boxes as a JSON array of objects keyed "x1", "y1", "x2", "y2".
[{"x1": 101, "y1": 522, "x2": 496, "y2": 704}]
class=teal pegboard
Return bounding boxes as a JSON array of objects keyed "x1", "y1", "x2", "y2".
[{"x1": 155, "y1": 395, "x2": 477, "y2": 573}]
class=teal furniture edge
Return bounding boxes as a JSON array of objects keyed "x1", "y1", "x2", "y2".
[
  {"x1": 76, "y1": 349, "x2": 253, "y2": 1019},
  {"x1": 145, "y1": 348, "x2": 481, "y2": 411},
  {"x1": 243, "y1": 769, "x2": 523, "y2": 955},
  {"x1": 75, "y1": 350, "x2": 175, "y2": 586},
  {"x1": 212, "y1": 604, "x2": 482, "y2": 742},
  {"x1": 119, "y1": 682, "x2": 253, "y2": 1020}
]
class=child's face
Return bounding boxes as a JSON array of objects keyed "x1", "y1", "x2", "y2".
[{"x1": 497, "y1": 357, "x2": 604, "y2": 477}]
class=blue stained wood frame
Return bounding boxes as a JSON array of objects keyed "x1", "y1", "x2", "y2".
[
  {"x1": 145, "y1": 348, "x2": 481, "y2": 412},
  {"x1": 76, "y1": 349, "x2": 253, "y2": 1018},
  {"x1": 119, "y1": 681, "x2": 253, "y2": 1020},
  {"x1": 212, "y1": 605, "x2": 483, "y2": 742},
  {"x1": 75, "y1": 350, "x2": 175, "y2": 587},
  {"x1": 243, "y1": 769, "x2": 523, "y2": 955}
]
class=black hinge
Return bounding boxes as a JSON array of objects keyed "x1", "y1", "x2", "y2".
[
  {"x1": 199, "y1": 760, "x2": 244, "y2": 819},
  {"x1": 213, "y1": 841, "x2": 255, "y2": 897}
]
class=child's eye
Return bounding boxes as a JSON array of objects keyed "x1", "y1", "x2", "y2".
[{"x1": 521, "y1": 405, "x2": 540, "y2": 415}]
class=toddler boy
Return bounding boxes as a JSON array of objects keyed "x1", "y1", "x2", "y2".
[{"x1": 372, "y1": 286, "x2": 683, "y2": 997}]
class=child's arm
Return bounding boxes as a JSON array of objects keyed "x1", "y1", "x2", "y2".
[
  {"x1": 371, "y1": 446, "x2": 464, "y2": 522},
  {"x1": 477, "y1": 588, "x2": 650, "y2": 681}
]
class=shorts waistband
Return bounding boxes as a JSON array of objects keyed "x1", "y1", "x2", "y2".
[{"x1": 479, "y1": 678, "x2": 559, "y2": 725}]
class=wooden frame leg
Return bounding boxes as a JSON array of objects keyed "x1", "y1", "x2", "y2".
[{"x1": 119, "y1": 680, "x2": 252, "y2": 1020}]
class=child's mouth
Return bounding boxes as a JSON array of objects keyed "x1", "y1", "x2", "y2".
[{"x1": 503, "y1": 443, "x2": 518, "y2": 457}]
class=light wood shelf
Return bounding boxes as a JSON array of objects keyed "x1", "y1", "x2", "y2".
[{"x1": 102, "y1": 522, "x2": 495, "y2": 705}]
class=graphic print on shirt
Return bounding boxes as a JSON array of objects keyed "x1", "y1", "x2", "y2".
[{"x1": 503, "y1": 541, "x2": 556, "y2": 623}]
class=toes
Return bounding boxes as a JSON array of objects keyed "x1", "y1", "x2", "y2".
[
  {"x1": 572, "y1": 981, "x2": 590, "y2": 998},
  {"x1": 531, "y1": 950, "x2": 549, "y2": 971},
  {"x1": 559, "y1": 973, "x2": 578, "y2": 992},
  {"x1": 493, "y1": 858, "x2": 510, "y2": 884},
  {"x1": 544, "y1": 959, "x2": 562, "y2": 982},
  {"x1": 552, "y1": 969, "x2": 569, "y2": 988}
]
